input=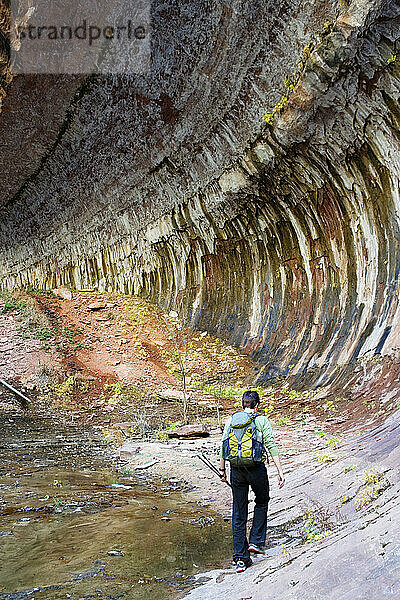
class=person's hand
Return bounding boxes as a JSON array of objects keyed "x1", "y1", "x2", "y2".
[
  {"x1": 220, "y1": 469, "x2": 227, "y2": 483},
  {"x1": 278, "y1": 472, "x2": 285, "y2": 488}
]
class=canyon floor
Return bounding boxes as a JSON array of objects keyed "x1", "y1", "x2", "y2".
[{"x1": 0, "y1": 289, "x2": 399, "y2": 599}]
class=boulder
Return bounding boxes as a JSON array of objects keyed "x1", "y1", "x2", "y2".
[
  {"x1": 52, "y1": 287, "x2": 72, "y2": 300},
  {"x1": 119, "y1": 442, "x2": 141, "y2": 457},
  {"x1": 87, "y1": 302, "x2": 106, "y2": 311},
  {"x1": 167, "y1": 424, "x2": 209, "y2": 438},
  {"x1": 158, "y1": 388, "x2": 191, "y2": 402},
  {"x1": 114, "y1": 421, "x2": 137, "y2": 429}
]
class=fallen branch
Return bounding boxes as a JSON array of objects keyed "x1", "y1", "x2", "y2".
[
  {"x1": 0, "y1": 378, "x2": 31, "y2": 406},
  {"x1": 134, "y1": 460, "x2": 158, "y2": 470}
]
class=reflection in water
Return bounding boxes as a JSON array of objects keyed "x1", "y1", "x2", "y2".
[{"x1": 0, "y1": 410, "x2": 232, "y2": 599}]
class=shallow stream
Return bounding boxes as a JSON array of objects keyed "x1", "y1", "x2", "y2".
[{"x1": 0, "y1": 408, "x2": 233, "y2": 600}]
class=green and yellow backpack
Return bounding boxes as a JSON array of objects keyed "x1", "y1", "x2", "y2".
[{"x1": 222, "y1": 411, "x2": 264, "y2": 467}]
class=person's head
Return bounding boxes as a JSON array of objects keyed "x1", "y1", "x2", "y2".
[{"x1": 241, "y1": 390, "x2": 260, "y2": 410}]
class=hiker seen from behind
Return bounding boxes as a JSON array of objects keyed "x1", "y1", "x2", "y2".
[{"x1": 220, "y1": 390, "x2": 285, "y2": 573}]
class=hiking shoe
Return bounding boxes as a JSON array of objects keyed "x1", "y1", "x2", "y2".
[
  {"x1": 235, "y1": 558, "x2": 252, "y2": 573},
  {"x1": 248, "y1": 543, "x2": 265, "y2": 554}
]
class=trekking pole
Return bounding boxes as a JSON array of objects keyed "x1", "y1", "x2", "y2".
[
  {"x1": 198, "y1": 453, "x2": 230, "y2": 485},
  {"x1": 198, "y1": 453, "x2": 221, "y2": 477},
  {"x1": 197, "y1": 453, "x2": 232, "y2": 488}
]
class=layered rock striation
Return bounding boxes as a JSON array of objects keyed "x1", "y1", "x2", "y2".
[{"x1": 1, "y1": 0, "x2": 400, "y2": 384}]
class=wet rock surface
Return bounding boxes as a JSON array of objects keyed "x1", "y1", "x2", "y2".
[{"x1": 0, "y1": 404, "x2": 234, "y2": 600}]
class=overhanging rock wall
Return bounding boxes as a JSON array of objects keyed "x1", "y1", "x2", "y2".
[{"x1": 1, "y1": 0, "x2": 400, "y2": 384}]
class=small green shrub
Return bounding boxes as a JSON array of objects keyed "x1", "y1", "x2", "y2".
[
  {"x1": 164, "y1": 420, "x2": 183, "y2": 430},
  {"x1": 26, "y1": 288, "x2": 55, "y2": 297},
  {"x1": 276, "y1": 416, "x2": 292, "y2": 426},
  {"x1": 121, "y1": 469, "x2": 133, "y2": 476},
  {"x1": 262, "y1": 21, "x2": 335, "y2": 127},
  {"x1": 107, "y1": 381, "x2": 126, "y2": 405},
  {"x1": 101, "y1": 427, "x2": 125, "y2": 446},
  {"x1": 343, "y1": 464, "x2": 357, "y2": 473},
  {"x1": 298, "y1": 502, "x2": 336, "y2": 543},
  {"x1": 1, "y1": 299, "x2": 26, "y2": 313},
  {"x1": 313, "y1": 451, "x2": 339, "y2": 463},
  {"x1": 361, "y1": 468, "x2": 382, "y2": 486},
  {"x1": 156, "y1": 420, "x2": 183, "y2": 441},
  {"x1": 355, "y1": 486, "x2": 380, "y2": 510},
  {"x1": 313, "y1": 429, "x2": 341, "y2": 448},
  {"x1": 322, "y1": 400, "x2": 338, "y2": 416},
  {"x1": 354, "y1": 468, "x2": 386, "y2": 510},
  {"x1": 55, "y1": 376, "x2": 76, "y2": 400},
  {"x1": 34, "y1": 326, "x2": 54, "y2": 341},
  {"x1": 156, "y1": 430, "x2": 170, "y2": 441},
  {"x1": 262, "y1": 112, "x2": 274, "y2": 124},
  {"x1": 53, "y1": 375, "x2": 90, "y2": 408}
]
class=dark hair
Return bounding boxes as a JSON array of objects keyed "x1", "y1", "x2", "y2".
[{"x1": 241, "y1": 390, "x2": 260, "y2": 409}]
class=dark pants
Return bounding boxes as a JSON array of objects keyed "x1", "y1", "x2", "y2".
[{"x1": 230, "y1": 463, "x2": 270, "y2": 563}]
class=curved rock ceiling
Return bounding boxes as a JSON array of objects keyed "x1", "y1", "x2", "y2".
[{"x1": 1, "y1": 0, "x2": 400, "y2": 385}]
